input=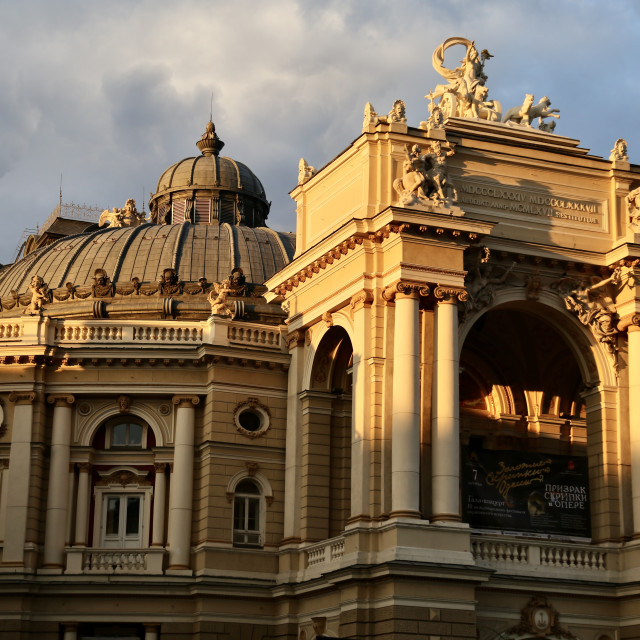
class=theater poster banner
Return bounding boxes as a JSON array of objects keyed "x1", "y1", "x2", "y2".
[{"x1": 461, "y1": 447, "x2": 591, "y2": 538}]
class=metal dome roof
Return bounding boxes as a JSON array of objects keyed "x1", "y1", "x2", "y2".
[{"x1": 0, "y1": 222, "x2": 295, "y2": 298}]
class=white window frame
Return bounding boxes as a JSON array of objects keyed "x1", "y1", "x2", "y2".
[
  {"x1": 92, "y1": 470, "x2": 153, "y2": 549},
  {"x1": 233, "y1": 482, "x2": 263, "y2": 547}
]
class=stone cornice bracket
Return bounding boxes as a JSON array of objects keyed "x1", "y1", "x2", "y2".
[
  {"x1": 382, "y1": 281, "x2": 430, "y2": 303},
  {"x1": 171, "y1": 395, "x2": 200, "y2": 408},
  {"x1": 434, "y1": 285, "x2": 468, "y2": 303},
  {"x1": 46, "y1": 394, "x2": 75, "y2": 407},
  {"x1": 350, "y1": 290, "x2": 374, "y2": 316},
  {"x1": 9, "y1": 391, "x2": 37, "y2": 405},
  {"x1": 286, "y1": 330, "x2": 305, "y2": 350}
]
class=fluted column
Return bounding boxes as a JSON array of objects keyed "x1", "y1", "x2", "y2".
[
  {"x1": 168, "y1": 395, "x2": 199, "y2": 570},
  {"x1": 3, "y1": 391, "x2": 36, "y2": 564},
  {"x1": 431, "y1": 287, "x2": 465, "y2": 522},
  {"x1": 388, "y1": 282, "x2": 426, "y2": 517},
  {"x1": 629, "y1": 321, "x2": 640, "y2": 534},
  {"x1": 152, "y1": 463, "x2": 167, "y2": 547},
  {"x1": 43, "y1": 394, "x2": 75, "y2": 568},
  {"x1": 74, "y1": 462, "x2": 91, "y2": 546},
  {"x1": 283, "y1": 331, "x2": 305, "y2": 541}
]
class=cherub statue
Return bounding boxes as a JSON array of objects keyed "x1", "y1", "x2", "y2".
[
  {"x1": 298, "y1": 158, "x2": 317, "y2": 185},
  {"x1": 24, "y1": 275, "x2": 48, "y2": 315},
  {"x1": 610, "y1": 138, "x2": 629, "y2": 162},
  {"x1": 208, "y1": 280, "x2": 233, "y2": 317}
]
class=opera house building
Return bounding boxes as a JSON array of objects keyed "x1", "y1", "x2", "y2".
[{"x1": 1, "y1": 37, "x2": 640, "y2": 640}]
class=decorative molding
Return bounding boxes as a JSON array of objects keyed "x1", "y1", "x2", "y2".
[
  {"x1": 9, "y1": 391, "x2": 37, "y2": 405},
  {"x1": 382, "y1": 281, "x2": 430, "y2": 302},
  {"x1": 172, "y1": 395, "x2": 200, "y2": 408},
  {"x1": 506, "y1": 596, "x2": 576, "y2": 640},
  {"x1": 117, "y1": 395, "x2": 131, "y2": 413},
  {"x1": 350, "y1": 289, "x2": 375, "y2": 316},
  {"x1": 154, "y1": 463, "x2": 167, "y2": 473},
  {"x1": 286, "y1": 330, "x2": 305, "y2": 350},
  {"x1": 233, "y1": 398, "x2": 271, "y2": 439},
  {"x1": 321, "y1": 311, "x2": 333, "y2": 327},
  {"x1": 158, "y1": 404, "x2": 171, "y2": 416},
  {"x1": 274, "y1": 235, "x2": 365, "y2": 297},
  {"x1": 246, "y1": 461, "x2": 259, "y2": 476},
  {"x1": 434, "y1": 285, "x2": 468, "y2": 302},
  {"x1": 46, "y1": 394, "x2": 75, "y2": 407}
]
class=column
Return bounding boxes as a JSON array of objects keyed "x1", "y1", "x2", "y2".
[
  {"x1": 629, "y1": 322, "x2": 640, "y2": 534},
  {"x1": 283, "y1": 331, "x2": 305, "y2": 541},
  {"x1": 168, "y1": 395, "x2": 199, "y2": 570},
  {"x1": 431, "y1": 288, "x2": 462, "y2": 521},
  {"x1": 390, "y1": 283, "x2": 422, "y2": 517},
  {"x1": 74, "y1": 462, "x2": 91, "y2": 546},
  {"x1": 152, "y1": 463, "x2": 167, "y2": 546},
  {"x1": 43, "y1": 394, "x2": 75, "y2": 568},
  {"x1": 144, "y1": 624, "x2": 160, "y2": 640},
  {"x1": 62, "y1": 623, "x2": 78, "y2": 640},
  {"x1": 3, "y1": 391, "x2": 36, "y2": 564},
  {"x1": 0, "y1": 459, "x2": 9, "y2": 543},
  {"x1": 350, "y1": 291, "x2": 373, "y2": 520}
]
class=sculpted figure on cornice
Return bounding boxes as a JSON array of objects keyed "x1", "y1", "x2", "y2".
[
  {"x1": 502, "y1": 95, "x2": 560, "y2": 130},
  {"x1": 559, "y1": 268, "x2": 622, "y2": 355},
  {"x1": 99, "y1": 198, "x2": 145, "y2": 228},
  {"x1": 24, "y1": 275, "x2": 49, "y2": 315},
  {"x1": 298, "y1": 158, "x2": 317, "y2": 185},
  {"x1": 362, "y1": 100, "x2": 407, "y2": 130},
  {"x1": 394, "y1": 141, "x2": 457, "y2": 206},
  {"x1": 429, "y1": 38, "x2": 500, "y2": 120},
  {"x1": 610, "y1": 138, "x2": 629, "y2": 162},
  {"x1": 627, "y1": 186, "x2": 640, "y2": 226},
  {"x1": 208, "y1": 280, "x2": 233, "y2": 318},
  {"x1": 462, "y1": 247, "x2": 515, "y2": 316}
]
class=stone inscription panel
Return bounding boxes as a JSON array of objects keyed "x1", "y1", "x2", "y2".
[{"x1": 457, "y1": 180, "x2": 605, "y2": 231}]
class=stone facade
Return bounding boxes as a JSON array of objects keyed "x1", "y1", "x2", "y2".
[{"x1": 0, "y1": 37, "x2": 639, "y2": 640}]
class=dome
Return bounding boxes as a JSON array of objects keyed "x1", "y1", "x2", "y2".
[
  {"x1": 0, "y1": 222, "x2": 295, "y2": 299},
  {"x1": 149, "y1": 121, "x2": 271, "y2": 227}
]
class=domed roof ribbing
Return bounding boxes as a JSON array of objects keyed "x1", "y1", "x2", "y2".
[{"x1": 0, "y1": 222, "x2": 295, "y2": 299}]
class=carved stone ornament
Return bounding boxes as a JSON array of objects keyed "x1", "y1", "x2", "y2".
[
  {"x1": 350, "y1": 289, "x2": 374, "y2": 316},
  {"x1": 9, "y1": 391, "x2": 37, "y2": 405},
  {"x1": 506, "y1": 596, "x2": 576, "y2": 640},
  {"x1": 158, "y1": 268, "x2": 183, "y2": 295},
  {"x1": 363, "y1": 100, "x2": 406, "y2": 129},
  {"x1": 393, "y1": 141, "x2": 457, "y2": 206},
  {"x1": 98, "y1": 198, "x2": 145, "y2": 228},
  {"x1": 92, "y1": 269, "x2": 113, "y2": 298},
  {"x1": 286, "y1": 330, "x2": 304, "y2": 350},
  {"x1": 172, "y1": 395, "x2": 200, "y2": 408},
  {"x1": 428, "y1": 37, "x2": 500, "y2": 121},
  {"x1": 322, "y1": 311, "x2": 333, "y2": 327},
  {"x1": 463, "y1": 247, "x2": 516, "y2": 315},
  {"x1": 47, "y1": 394, "x2": 75, "y2": 407},
  {"x1": 502, "y1": 94, "x2": 560, "y2": 130},
  {"x1": 559, "y1": 267, "x2": 622, "y2": 355},
  {"x1": 627, "y1": 186, "x2": 640, "y2": 227},
  {"x1": 117, "y1": 395, "x2": 131, "y2": 413},
  {"x1": 610, "y1": 138, "x2": 629, "y2": 162},
  {"x1": 298, "y1": 158, "x2": 317, "y2": 185},
  {"x1": 434, "y1": 286, "x2": 467, "y2": 302},
  {"x1": 382, "y1": 281, "x2": 430, "y2": 302},
  {"x1": 208, "y1": 278, "x2": 234, "y2": 318},
  {"x1": 23, "y1": 275, "x2": 50, "y2": 315},
  {"x1": 96, "y1": 469, "x2": 150, "y2": 487}
]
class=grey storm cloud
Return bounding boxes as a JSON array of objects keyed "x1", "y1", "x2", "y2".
[{"x1": 0, "y1": 0, "x2": 639, "y2": 261}]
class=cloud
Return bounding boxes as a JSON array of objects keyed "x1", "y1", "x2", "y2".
[{"x1": 0, "y1": 0, "x2": 638, "y2": 262}]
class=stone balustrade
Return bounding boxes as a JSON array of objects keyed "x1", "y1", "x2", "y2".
[{"x1": 65, "y1": 547, "x2": 165, "y2": 575}]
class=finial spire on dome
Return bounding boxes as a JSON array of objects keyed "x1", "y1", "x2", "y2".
[{"x1": 197, "y1": 120, "x2": 225, "y2": 157}]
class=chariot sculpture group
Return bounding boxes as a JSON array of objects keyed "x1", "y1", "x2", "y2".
[{"x1": 426, "y1": 37, "x2": 560, "y2": 131}]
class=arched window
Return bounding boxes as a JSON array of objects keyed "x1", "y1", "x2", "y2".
[{"x1": 233, "y1": 479, "x2": 262, "y2": 547}]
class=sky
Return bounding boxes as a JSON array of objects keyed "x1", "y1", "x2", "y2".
[{"x1": 0, "y1": 0, "x2": 639, "y2": 264}]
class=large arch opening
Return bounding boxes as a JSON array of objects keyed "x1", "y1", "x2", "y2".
[
  {"x1": 301, "y1": 326, "x2": 353, "y2": 540},
  {"x1": 459, "y1": 304, "x2": 594, "y2": 539}
]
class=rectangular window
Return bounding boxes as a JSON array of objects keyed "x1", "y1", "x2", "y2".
[
  {"x1": 233, "y1": 495, "x2": 261, "y2": 547},
  {"x1": 101, "y1": 494, "x2": 143, "y2": 548}
]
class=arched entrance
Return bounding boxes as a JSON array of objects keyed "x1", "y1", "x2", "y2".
[{"x1": 458, "y1": 302, "x2": 618, "y2": 541}]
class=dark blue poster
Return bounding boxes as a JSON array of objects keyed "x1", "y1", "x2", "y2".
[{"x1": 461, "y1": 447, "x2": 591, "y2": 538}]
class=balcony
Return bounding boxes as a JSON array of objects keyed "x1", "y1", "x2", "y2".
[{"x1": 65, "y1": 547, "x2": 165, "y2": 575}]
